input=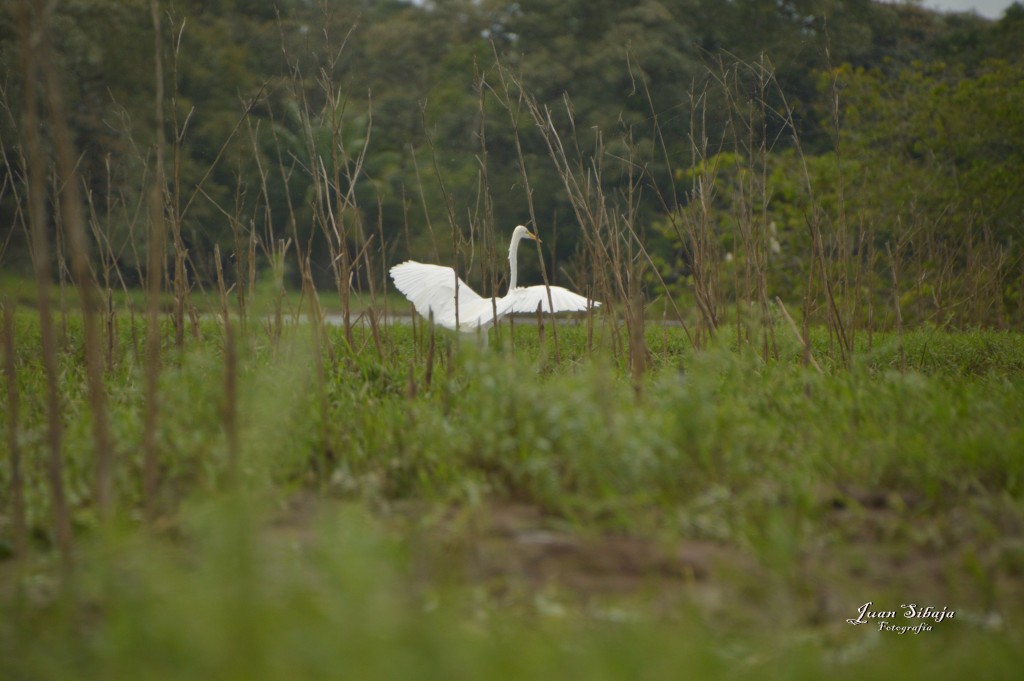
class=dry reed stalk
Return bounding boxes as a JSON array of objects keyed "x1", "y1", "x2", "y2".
[
  {"x1": 866, "y1": 222, "x2": 876, "y2": 350},
  {"x1": 302, "y1": 251, "x2": 331, "y2": 361},
  {"x1": 300, "y1": 256, "x2": 331, "y2": 481},
  {"x1": 83, "y1": 164, "x2": 123, "y2": 374},
  {"x1": 617, "y1": 131, "x2": 650, "y2": 384},
  {"x1": 271, "y1": 241, "x2": 290, "y2": 352},
  {"x1": 167, "y1": 15, "x2": 188, "y2": 349},
  {"x1": 629, "y1": 291, "x2": 647, "y2": 398},
  {"x1": 754, "y1": 62, "x2": 780, "y2": 362},
  {"x1": 472, "y1": 62, "x2": 503, "y2": 341},
  {"x1": 425, "y1": 311, "x2": 435, "y2": 390},
  {"x1": 311, "y1": 131, "x2": 351, "y2": 346},
  {"x1": 885, "y1": 242, "x2": 906, "y2": 372},
  {"x1": 980, "y1": 227, "x2": 1011, "y2": 328},
  {"x1": 106, "y1": 288, "x2": 115, "y2": 371},
  {"x1": 303, "y1": 17, "x2": 361, "y2": 351},
  {"x1": 824, "y1": 41, "x2": 856, "y2": 359},
  {"x1": 586, "y1": 298, "x2": 595, "y2": 356},
  {"x1": 775, "y1": 296, "x2": 822, "y2": 374},
  {"x1": 144, "y1": 0, "x2": 168, "y2": 521},
  {"x1": 420, "y1": 105, "x2": 469, "y2": 338},
  {"x1": 656, "y1": 78, "x2": 720, "y2": 349},
  {"x1": 17, "y1": 0, "x2": 73, "y2": 567},
  {"x1": 337, "y1": 98, "x2": 374, "y2": 354},
  {"x1": 662, "y1": 302, "x2": 669, "y2": 357},
  {"x1": 632, "y1": 72, "x2": 696, "y2": 349},
  {"x1": 166, "y1": 16, "x2": 253, "y2": 346},
  {"x1": 800, "y1": 234, "x2": 817, "y2": 370},
  {"x1": 247, "y1": 224, "x2": 256, "y2": 323},
  {"x1": 375, "y1": 199, "x2": 393, "y2": 360},
  {"x1": 536, "y1": 302, "x2": 546, "y2": 364},
  {"x1": 445, "y1": 341, "x2": 454, "y2": 382},
  {"x1": 2, "y1": 298, "x2": 27, "y2": 559},
  {"x1": 410, "y1": 303, "x2": 419, "y2": 363},
  {"x1": 806, "y1": 211, "x2": 849, "y2": 366},
  {"x1": 53, "y1": 173, "x2": 69, "y2": 348},
  {"x1": 715, "y1": 62, "x2": 751, "y2": 351},
  {"x1": 720, "y1": 56, "x2": 780, "y2": 361},
  {"x1": 406, "y1": 363, "x2": 417, "y2": 400},
  {"x1": 1017, "y1": 256, "x2": 1024, "y2": 326},
  {"x1": 351, "y1": 232, "x2": 384, "y2": 360},
  {"x1": 624, "y1": 220, "x2": 693, "y2": 347},
  {"x1": 0, "y1": 128, "x2": 24, "y2": 265},
  {"x1": 169, "y1": 79, "x2": 258, "y2": 346},
  {"x1": 409, "y1": 145, "x2": 442, "y2": 265},
  {"x1": 773, "y1": 77, "x2": 850, "y2": 364},
  {"x1": 271, "y1": 118, "x2": 330, "y2": 361},
  {"x1": 215, "y1": 244, "x2": 239, "y2": 482},
  {"x1": 851, "y1": 214, "x2": 867, "y2": 350},
  {"x1": 244, "y1": 114, "x2": 289, "y2": 351},
  {"x1": 688, "y1": 175, "x2": 721, "y2": 346},
  {"x1": 261, "y1": 69, "x2": 331, "y2": 354},
  {"x1": 920, "y1": 220, "x2": 957, "y2": 327},
  {"x1": 127, "y1": 297, "x2": 141, "y2": 364},
  {"x1": 492, "y1": 63, "x2": 569, "y2": 362},
  {"x1": 225, "y1": 188, "x2": 248, "y2": 334}
]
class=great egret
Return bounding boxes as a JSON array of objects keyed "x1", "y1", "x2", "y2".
[{"x1": 390, "y1": 225, "x2": 599, "y2": 333}]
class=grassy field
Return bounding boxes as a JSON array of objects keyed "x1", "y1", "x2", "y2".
[
  {"x1": 1, "y1": 298, "x2": 1023, "y2": 680},
  {"x1": 3, "y1": 6, "x2": 1021, "y2": 675}
]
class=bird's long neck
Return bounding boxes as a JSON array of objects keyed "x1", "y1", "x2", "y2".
[{"x1": 508, "y1": 231, "x2": 524, "y2": 293}]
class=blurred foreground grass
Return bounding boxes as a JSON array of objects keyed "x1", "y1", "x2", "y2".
[
  {"x1": 3, "y1": 498, "x2": 1021, "y2": 681},
  {"x1": 1, "y1": 308, "x2": 1023, "y2": 679}
]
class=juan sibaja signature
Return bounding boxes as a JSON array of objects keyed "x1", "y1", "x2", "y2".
[{"x1": 847, "y1": 601, "x2": 955, "y2": 634}]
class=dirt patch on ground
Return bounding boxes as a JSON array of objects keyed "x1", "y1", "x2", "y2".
[
  {"x1": 269, "y1": 492, "x2": 1022, "y2": 631},
  {"x1": 454, "y1": 503, "x2": 739, "y2": 596}
]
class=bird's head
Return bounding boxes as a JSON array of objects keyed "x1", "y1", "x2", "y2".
[{"x1": 513, "y1": 224, "x2": 541, "y2": 244}]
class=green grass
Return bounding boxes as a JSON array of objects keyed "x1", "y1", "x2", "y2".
[{"x1": 1, "y1": 306, "x2": 1023, "y2": 679}]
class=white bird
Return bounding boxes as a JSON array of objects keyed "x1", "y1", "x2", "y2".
[{"x1": 390, "y1": 225, "x2": 599, "y2": 333}]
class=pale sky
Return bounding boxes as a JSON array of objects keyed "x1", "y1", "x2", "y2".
[{"x1": 925, "y1": 0, "x2": 1016, "y2": 18}]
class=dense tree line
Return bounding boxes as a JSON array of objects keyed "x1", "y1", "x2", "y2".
[{"x1": 1, "y1": 0, "x2": 1022, "y2": 323}]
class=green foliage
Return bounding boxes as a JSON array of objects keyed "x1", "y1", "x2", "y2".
[
  {"x1": 836, "y1": 58, "x2": 1024, "y2": 241},
  {"x1": 651, "y1": 54, "x2": 1024, "y2": 327},
  {"x1": 4, "y1": 310, "x2": 1024, "y2": 534},
  {"x1": 4, "y1": 0, "x2": 1022, "y2": 291},
  {"x1": 2, "y1": 307, "x2": 1024, "y2": 678}
]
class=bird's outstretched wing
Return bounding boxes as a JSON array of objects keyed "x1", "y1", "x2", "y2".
[
  {"x1": 390, "y1": 261, "x2": 484, "y2": 330},
  {"x1": 501, "y1": 285, "x2": 599, "y2": 316}
]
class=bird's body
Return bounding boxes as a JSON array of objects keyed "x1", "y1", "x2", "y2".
[{"x1": 390, "y1": 225, "x2": 599, "y2": 333}]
